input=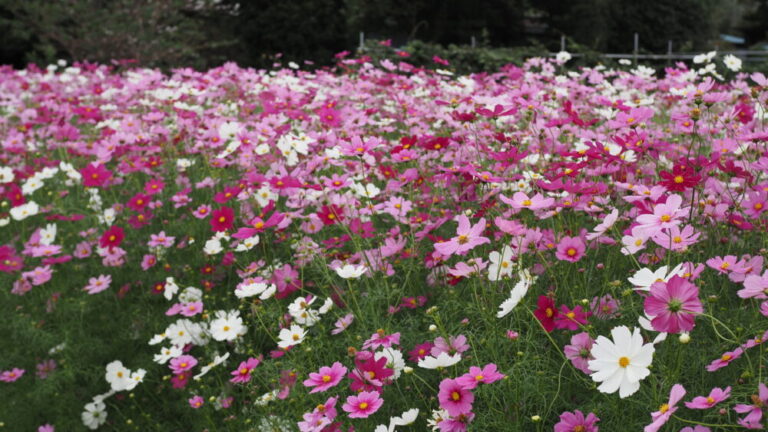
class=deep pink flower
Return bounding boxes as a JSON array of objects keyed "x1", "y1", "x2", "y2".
[
  {"x1": 362, "y1": 330, "x2": 400, "y2": 350},
  {"x1": 210, "y1": 206, "x2": 234, "y2": 232},
  {"x1": 433, "y1": 215, "x2": 490, "y2": 257},
  {"x1": 342, "y1": 391, "x2": 383, "y2": 419},
  {"x1": 80, "y1": 163, "x2": 112, "y2": 188},
  {"x1": 555, "y1": 236, "x2": 586, "y2": 262},
  {"x1": 563, "y1": 332, "x2": 594, "y2": 374},
  {"x1": 36, "y1": 359, "x2": 57, "y2": 379},
  {"x1": 644, "y1": 275, "x2": 703, "y2": 333},
  {"x1": 230, "y1": 357, "x2": 260, "y2": 384},
  {"x1": 554, "y1": 305, "x2": 591, "y2": 330},
  {"x1": 554, "y1": 409, "x2": 599, "y2": 432},
  {"x1": 455, "y1": 364, "x2": 505, "y2": 389},
  {"x1": 438, "y1": 378, "x2": 474, "y2": 416},
  {"x1": 644, "y1": 384, "x2": 686, "y2": 432},
  {"x1": 409, "y1": 341, "x2": 435, "y2": 362},
  {"x1": 303, "y1": 362, "x2": 347, "y2": 393},
  {"x1": 685, "y1": 386, "x2": 731, "y2": 409},
  {"x1": 534, "y1": 296, "x2": 558, "y2": 332},
  {"x1": 99, "y1": 225, "x2": 124, "y2": 248},
  {"x1": 348, "y1": 353, "x2": 393, "y2": 392}
]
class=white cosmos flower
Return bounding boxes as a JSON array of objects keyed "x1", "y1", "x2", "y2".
[
  {"x1": 194, "y1": 352, "x2": 230, "y2": 381},
  {"x1": 588, "y1": 326, "x2": 655, "y2": 398},
  {"x1": 153, "y1": 345, "x2": 183, "y2": 364},
  {"x1": 278, "y1": 324, "x2": 307, "y2": 348},
  {"x1": 81, "y1": 400, "x2": 107, "y2": 430},
  {"x1": 417, "y1": 352, "x2": 462, "y2": 369},
  {"x1": 488, "y1": 245, "x2": 514, "y2": 281},
  {"x1": 334, "y1": 264, "x2": 367, "y2": 279},
  {"x1": 235, "y1": 282, "x2": 273, "y2": 299},
  {"x1": 375, "y1": 348, "x2": 405, "y2": 379},
  {"x1": 235, "y1": 235, "x2": 260, "y2": 251},
  {"x1": 39, "y1": 223, "x2": 57, "y2": 245},
  {"x1": 105, "y1": 360, "x2": 132, "y2": 392},
  {"x1": 166, "y1": 319, "x2": 195, "y2": 346},
  {"x1": 163, "y1": 277, "x2": 179, "y2": 300},
  {"x1": 497, "y1": 272, "x2": 532, "y2": 318},
  {"x1": 203, "y1": 237, "x2": 223, "y2": 255},
  {"x1": 126, "y1": 369, "x2": 146, "y2": 390},
  {"x1": 0, "y1": 166, "x2": 14, "y2": 183},
  {"x1": 10, "y1": 201, "x2": 39, "y2": 221},
  {"x1": 628, "y1": 263, "x2": 684, "y2": 291},
  {"x1": 209, "y1": 310, "x2": 247, "y2": 342},
  {"x1": 723, "y1": 54, "x2": 742, "y2": 72}
]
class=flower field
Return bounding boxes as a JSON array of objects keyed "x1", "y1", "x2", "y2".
[{"x1": 1, "y1": 55, "x2": 768, "y2": 431}]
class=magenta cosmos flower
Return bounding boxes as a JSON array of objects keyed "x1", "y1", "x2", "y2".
[
  {"x1": 303, "y1": 362, "x2": 347, "y2": 393},
  {"x1": 554, "y1": 409, "x2": 599, "y2": 432},
  {"x1": 438, "y1": 378, "x2": 474, "y2": 417},
  {"x1": 342, "y1": 391, "x2": 383, "y2": 419},
  {"x1": 230, "y1": 357, "x2": 261, "y2": 384},
  {"x1": 685, "y1": 386, "x2": 731, "y2": 409},
  {"x1": 0, "y1": 368, "x2": 25, "y2": 382},
  {"x1": 433, "y1": 215, "x2": 490, "y2": 257},
  {"x1": 555, "y1": 236, "x2": 586, "y2": 263},
  {"x1": 644, "y1": 384, "x2": 686, "y2": 432},
  {"x1": 644, "y1": 275, "x2": 703, "y2": 333}
]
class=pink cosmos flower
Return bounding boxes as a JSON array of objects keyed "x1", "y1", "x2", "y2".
[
  {"x1": 554, "y1": 305, "x2": 591, "y2": 330},
  {"x1": 230, "y1": 357, "x2": 261, "y2": 384},
  {"x1": 433, "y1": 215, "x2": 490, "y2": 257},
  {"x1": 147, "y1": 231, "x2": 175, "y2": 248},
  {"x1": 706, "y1": 347, "x2": 743, "y2": 372},
  {"x1": 500, "y1": 191, "x2": 554, "y2": 211},
  {"x1": 554, "y1": 409, "x2": 599, "y2": 432},
  {"x1": 431, "y1": 335, "x2": 469, "y2": 356},
  {"x1": 739, "y1": 270, "x2": 768, "y2": 299},
  {"x1": 734, "y1": 383, "x2": 768, "y2": 429},
  {"x1": 362, "y1": 330, "x2": 400, "y2": 350},
  {"x1": 555, "y1": 236, "x2": 586, "y2": 262},
  {"x1": 37, "y1": 425, "x2": 54, "y2": 432},
  {"x1": 706, "y1": 255, "x2": 738, "y2": 274},
  {"x1": 634, "y1": 194, "x2": 687, "y2": 236},
  {"x1": 303, "y1": 362, "x2": 347, "y2": 393},
  {"x1": 644, "y1": 384, "x2": 686, "y2": 432},
  {"x1": 83, "y1": 274, "x2": 112, "y2": 294},
  {"x1": 586, "y1": 208, "x2": 619, "y2": 241},
  {"x1": 0, "y1": 368, "x2": 25, "y2": 382},
  {"x1": 685, "y1": 386, "x2": 731, "y2": 409},
  {"x1": 455, "y1": 364, "x2": 505, "y2": 389},
  {"x1": 169, "y1": 355, "x2": 198, "y2": 374},
  {"x1": 651, "y1": 225, "x2": 700, "y2": 251},
  {"x1": 564, "y1": 332, "x2": 594, "y2": 374},
  {"x1": 141, "y1": 254, "x2": 157, "y2": 270},
  {"x1": 348, "y1": 353, "x2": 393, "y2": 392},
  {"x1": 438, "y1": 412, "x2": 475, "y2": 432},
  {"x1": 590, "y1": 294, "x2": 620, "y2": 319},
  {"x1": 331, "y1": 313, "x2": 354, "y2": 335},
  {"x1": 192, "y1": 204, "x2": 211, "y2": 219},
  {"x1": 342, "y1": 391, "x2": 383, "y2": 419},
  {"x1": 188, "y1": 395, "x2": 204, "y2": 408},
  {"x1": 680, "y1": 427, "x2": 710, "y2": 432},
  {"x1": 36, "y1": 359, "x2": 57, "y2": 379},
  {"x1": 644, "y1": 275, "x2": 703, "y2": 333},
  {"x1": 729, "y1": 255, "x2": 763, "y2": 283},
  {"x1": 438, "y1": 378, "x2": 474, "y2": 416}
]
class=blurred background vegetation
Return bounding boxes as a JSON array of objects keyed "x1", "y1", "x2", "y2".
[{"x1": 1, "y1": 0, "x2": 767, "y2": 70}]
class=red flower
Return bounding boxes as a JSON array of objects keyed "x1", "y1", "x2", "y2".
[
  {"x1": 658, "y1": 164, "x2": 701, "y2": 191},
  {"x1": 80, "y1": 163, "x2": 112, "y2": 188},
  {"x1": 100, "y1": 226, "x2": 125, "y2": 248},
  {"x1": 317, "y1": 205, "x2": 344, "y2": 225},
  {"x1": 210, "y1": 207, "x2": 234, "y2": 232},
  {"x1": 533, "y1": 295, "x2": 558, "y2": 332}
]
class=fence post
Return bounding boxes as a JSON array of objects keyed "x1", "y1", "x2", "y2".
[
  {"x1": 358, "y1": 32, "x2": 365, "y2": 52},
  {"x1": 667, "y1": 40, "x2": 672, "y2": 67},
  {"x1": 633, "y1": 33, "x2": 639, "y2": 65},
  {"x1": 561, "y1": 35, "x2": 566, "y2": 52}
]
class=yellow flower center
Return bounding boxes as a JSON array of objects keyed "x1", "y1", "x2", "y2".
[
  {"x1": 660, "y1": 215, "x2": 671, "y2": 222},
  {"x1": 522, "y1": 199, "x2": 532, "y2": 206},
  {"x1": 451, "y1": 391, "x2": 461, "y2": 401},
  {"x1": 673, "y1": 176, "x2": 684, "y2": 184},
  {"x1": 721, "y1": 354, "x2": 732, "y2": 361},
  {"x1": 322, "y1": 375, "x2": 331, "y2": 383},
  {"x1": 706, "y1": 396, "x2": 715, "y2": 404},
  {"x1": 359, "y1": 402, "x2": 368, "y2": 409},
  {"x1": 566, "y1": 248, "x2": 577, "y2": 257},
  {"x1": 659, "y1": 403, "x2": 670, "y2": 414},
  {"x1": 618, "y1": 356, "x2": 630, "y2": 368}
]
